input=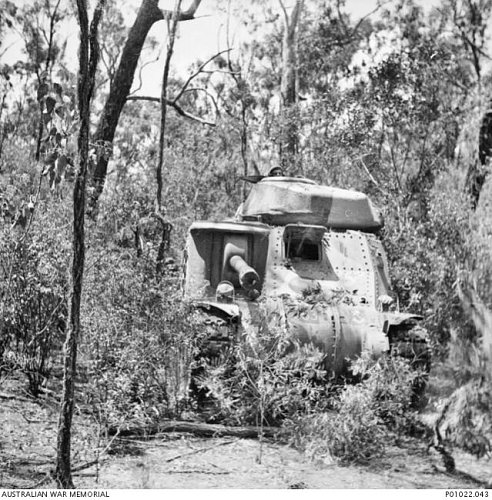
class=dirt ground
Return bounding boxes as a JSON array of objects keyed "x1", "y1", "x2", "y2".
[{"x1": 1, "y1": 377, "x2": 491, "y2": 490}]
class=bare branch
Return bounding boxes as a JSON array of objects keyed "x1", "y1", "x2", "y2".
[
  {"x1": 183, "y1": 87, "x2": 220, "y2": 114},
  {"x1": 99, "y1": 48, "x2": 111, "y2": 82},
  {"x1": 0, "y1": 40, "x2": 18, "y2": 59},
  {"x1": 356, "y1": 156, "x2": 384, "y2": 193},
  {"x1": 130, "y1": 43, "x2": 164, "y2": 96},
  {"x1": 435, "y1": 4, "x2": 491, "y2": 63},
  {"x1": 277, "y1": 0, "x2": 289, "y2": 26},
  {"x1": 460, "y1": 29, "x2": 491, "y2": 59},
  {"x1": 126, "y1": 95, "x2": 215, "y2": 126},
  {"x1": 159, "y1": 0, "x2": 203, "y2": 21},
  {"x1": 45, "y1": 0, "x2": 62, "y2": 72},
  {"x1": 173, "y1": 48, "x2": 233, "y2": 103},
  {"x1": 335, "y1": 0, "x2": 349, "y2": 36},
  {"x1": 161, "y1": 99, "x2": 216, "y2": 126},
  {"x1": 199, "y1": 69, "x2": 240, "y2": 75}
]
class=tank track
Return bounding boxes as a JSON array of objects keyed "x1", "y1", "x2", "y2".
[
  {"x1": 195, "y1": 314, "x2": 237, "y2": 364},
  {"x1": 190, "y1": 313, "x2": 238, "y2": 414},
  {"x1": 389, "y1": 323, "x2": 431, "y2": 404},
  {"x1": 389, "y1": 324, "x2": 431, "y2": 372}
]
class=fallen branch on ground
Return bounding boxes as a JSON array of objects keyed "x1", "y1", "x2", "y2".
[
  {"x1": 165, "y1": 439, "x2": 237, "y2": 462},
  {"x1": 109, "y1": 420, "x2": 277, "y2": 439},
  {"x1": 166, "y1": 470, "x2": 230, "y2": 475}
]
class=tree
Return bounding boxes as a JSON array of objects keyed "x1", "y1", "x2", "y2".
[
  {"x1": 278, "y1": 0, "x2": 304, "y2": 171},
  {"x1": 437, "y1": 0, "x2": 492, "y2": 209},
  {"x1": 467, "y1": 102, "x2": 492, "y2": 209},
  {"x1": 16, "y1": 0, "x2": 70, "y2": 161},
  {"x1": 96, "y1": 0, "x2": 127, "y2": 90},
  {"x1": 0, "y1": 0, "x2": 71, "y2": 166},
  {"x1": 88, "y1": 0, "x2": 203, "y2": 210},
  {"x1": 55, "y1": 0, "x2": 105, "y2": 488},
  {"x1": 155, "y1": 0, "x2": 182, "y2": 271},
  {"x1": 440, "y1": 0, "x2": 492, "y2": 83}
]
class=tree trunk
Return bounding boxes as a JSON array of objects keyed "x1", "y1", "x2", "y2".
[
  {"x1": 55, "y1": 0, "x2": 104, "y2": 488},
  {"x1": 89, "y1": 0, "x2": 202, "y2": 210},
  {"x1": 155, "y1": 0, "x2": 182, "y2": 272},
  {"x1": 278, "y1": 0, "x2": 303, "y2": 173},
  {"x1": 466, "y1": 99, "x2": 492, "y2": 209}
]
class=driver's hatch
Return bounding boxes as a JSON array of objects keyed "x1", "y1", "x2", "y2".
[{"x1": 283, "y1": 224, "x2": 337, "y2": 281}]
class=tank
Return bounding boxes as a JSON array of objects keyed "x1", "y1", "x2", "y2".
[{"x1": 183, "y1": 176, "x2": 430, "y2": 379}]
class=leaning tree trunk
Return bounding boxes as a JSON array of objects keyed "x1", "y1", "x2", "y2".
[
  {"x1": 89, "y1": 0, "x2": 202, "y2": 211},
  {"x1": 55, "y1": 0, "x2": 104, "y2": 488}
]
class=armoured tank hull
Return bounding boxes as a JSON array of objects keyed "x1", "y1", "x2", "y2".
[{"x1": 183, "y1": 177, "x2": 430, "y2": 379}]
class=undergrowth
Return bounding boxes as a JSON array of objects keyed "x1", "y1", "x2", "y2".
[
  {"x1": 283, "y1": 353, "x2": 422, "y2": 464},
  {"x1": 193, "y1": 298, "x2": 423, "y2": 465},
  {"x1": 194, "y1": 304, "x2": 328, "y2": 426}
]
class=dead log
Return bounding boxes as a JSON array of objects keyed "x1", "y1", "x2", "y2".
[{"x1": 109, "y1": 420, "x2": 277, "y2": 439}]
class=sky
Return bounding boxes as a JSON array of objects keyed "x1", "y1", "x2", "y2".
[
  {"x1": 1, "y1": 1, "x2": 387, "y2": 81},
  {"x1": 158, "y1": 0, "x2": 384, "y2": 70},
  {"x1": 141, "y1": 0, "x2": 391, "y2": 95},
  {"x1": 1, "y1": 0, "x2": 441, "y2": 97}
]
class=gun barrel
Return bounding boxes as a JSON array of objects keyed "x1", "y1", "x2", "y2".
[{"x1": 229, "y1": 255, "x2": 259, "y2": 290}]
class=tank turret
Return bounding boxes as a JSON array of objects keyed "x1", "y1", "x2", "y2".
[{"x1": 238, "y1": 177, "x2": 384, "y2": 231}]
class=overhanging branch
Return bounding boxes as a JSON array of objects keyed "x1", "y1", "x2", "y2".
[
  {"x1": 173, "y1": 48, "x2": 233, "y2": 103},
  {"x1": 126, "y1": 95, "x2": 215, "y2": 126}
]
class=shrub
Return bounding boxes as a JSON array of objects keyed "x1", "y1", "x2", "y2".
[
  {"x1": 283, "y1": 353, "x2": 421, "y2": 464},
  {"x1": 81, "y1": 237, "x2": 204, "y2": 430},
  {"x1": 0, "y1": 199, "x2": 69, "y2": 395},
  {"x1": 438, "y1": 378, "x2": 492, "y2": 459},
  {"x1": 193, "y1": 302, "x2": 327, "y2": 426},
  {"x1": 384, "y1": 167, "x2": 492, "y2": 360},
  {"x1": 286, "y1": 387, "x2": 385, "y2": 465}
]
